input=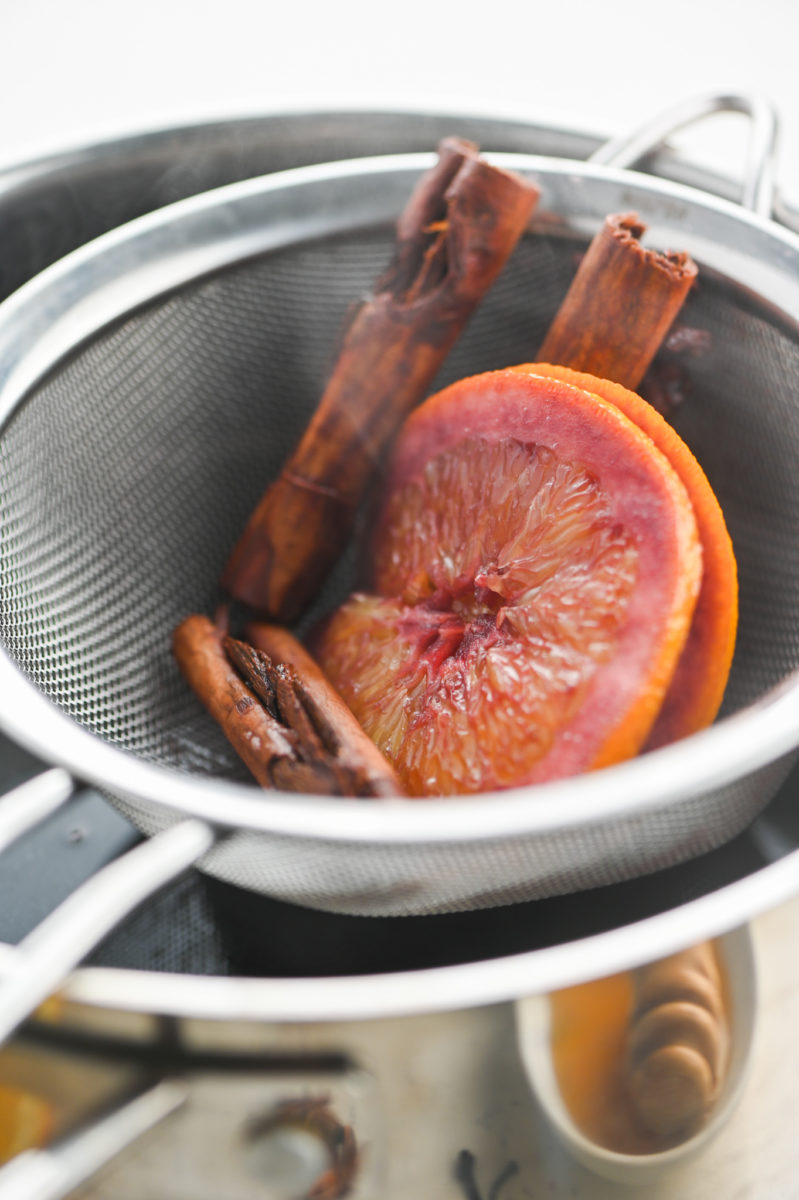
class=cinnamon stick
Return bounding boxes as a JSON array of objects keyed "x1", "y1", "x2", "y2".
[
  {"x1": 173, "y1": 614, "x2": 404, "y2": 797},
  {"x1": 537, "y1": 213, "x2": 697, "y2": 390},
  {"x1": 221, "y1": 137, "x2": 539, "y2": 623}
]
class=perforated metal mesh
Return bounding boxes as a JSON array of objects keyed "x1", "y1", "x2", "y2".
[
  {"x1": 0, "y1": 230, "x2": 579, "y2": 770},
  {"x1": 2, "y1": 221, "x2": 799, "y2": 914}
]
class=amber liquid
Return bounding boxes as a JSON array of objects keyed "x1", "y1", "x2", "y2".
[{"x1": 550, "y1": 971, "x2": 673, "y2": 1155}]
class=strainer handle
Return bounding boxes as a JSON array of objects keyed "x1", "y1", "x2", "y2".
[
  {"x1": 590, "y1": 92, "x2": 779, "y2": 219},
  {"x1": 0, "y1": 769, "x2": 214, "y2": 1048}
]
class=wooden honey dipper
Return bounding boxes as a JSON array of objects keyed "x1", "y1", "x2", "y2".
[{"x1": 625, "y1": 941, "x2": 730, "y2": 1141}]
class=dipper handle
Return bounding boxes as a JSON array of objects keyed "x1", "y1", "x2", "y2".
[{"x1": 626, "y1": 941, "x2": 729, "y2": 1139}]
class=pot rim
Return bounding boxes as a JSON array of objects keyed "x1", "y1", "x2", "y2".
[
  {"x1": 8, "y1": 840, "x2": 795, "y2": 1026},
  {"x1": 0, "y1": 100, "x2": 597, "y2": 178}
]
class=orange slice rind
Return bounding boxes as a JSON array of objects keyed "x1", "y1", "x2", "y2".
[{"x1": 511, "y1": 363, "x2": 738, "y2": 748}]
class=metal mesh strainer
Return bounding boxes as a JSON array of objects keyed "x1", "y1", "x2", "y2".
[{"x1": 2, "y1": 112, "x2": 799, "y2": 917}]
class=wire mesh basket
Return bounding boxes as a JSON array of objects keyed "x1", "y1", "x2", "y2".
[{"x1": 1, "y1": 98, "x2": 799, "y2": 918}]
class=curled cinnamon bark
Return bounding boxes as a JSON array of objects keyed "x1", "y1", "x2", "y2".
[
  {"x1": 221, "y1": 137, "x2": 539, "y2": 623},
  {"x1": 173, "y1": 614, "x2": 403, "y2": 797},
  {"x1": 240, "y1": 621, "x2": 404, "y2": 798},
  {"x1": 538, "y1": 213, "x2": 697, "y2": 390}
]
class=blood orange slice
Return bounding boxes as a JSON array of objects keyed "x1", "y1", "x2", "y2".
[
  {"x1": 315, "y1": 370, "x2": 702, "y2": 797},
  {"x1": 511, "y1": 363, "x2": 737, "y2": 749}
]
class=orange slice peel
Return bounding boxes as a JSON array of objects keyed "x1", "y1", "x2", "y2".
[{"x1": 512, "y1": 363, "x2": 738, "y2": 748}]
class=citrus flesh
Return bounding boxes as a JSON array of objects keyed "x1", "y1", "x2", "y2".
[
  {"x1": 315, "y1": 370, "x2": 702, "y2": 797},
  {"x1": 511, "y1": 364, "x2": 737, "y2": 748}
]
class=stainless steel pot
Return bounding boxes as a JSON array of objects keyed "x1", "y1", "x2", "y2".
[{"x1": 0, "y1": 95, "x2": 798, "y2": 1199}]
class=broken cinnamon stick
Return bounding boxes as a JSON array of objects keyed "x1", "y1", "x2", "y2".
[
  {"x1": 173, "y1": 614, "x2": 404, "y2": 797},
  {"x1": 221, "y1": 137, "x2": 539, "y2": 623},
  {"x1": 537, "y1": 213, "x2": 697, "y2": 390},
  {"x1": 238, "y1": 620, "x2": 405, "y2": 798}
]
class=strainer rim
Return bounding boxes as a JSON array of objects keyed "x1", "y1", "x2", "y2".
[{"x1": 1, "y1": 649, "x2": 798, "y2": 845}]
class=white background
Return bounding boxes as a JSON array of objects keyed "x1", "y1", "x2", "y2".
[{"x1": 3, "y1": 0, "x2": 799, "y2": 206}]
